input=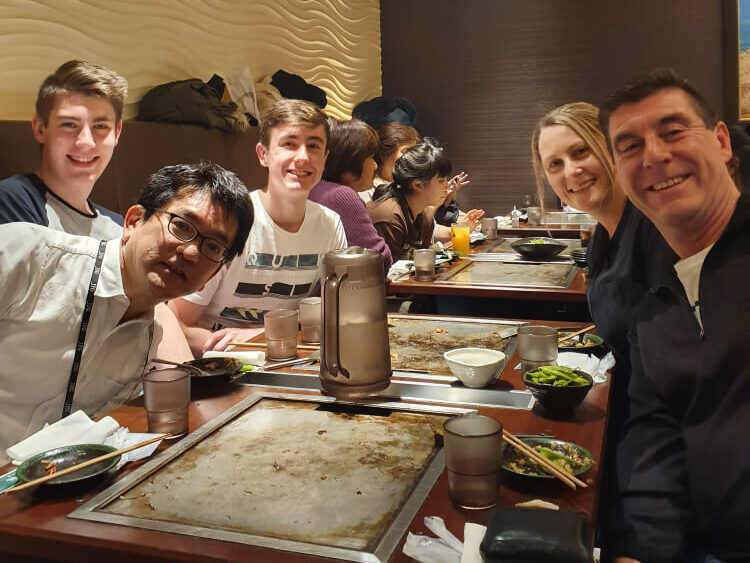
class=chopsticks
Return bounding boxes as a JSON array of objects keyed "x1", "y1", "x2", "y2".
[
  {"x1": 3, "y1": 434, "x2": 170, "y2": 494},
  {"x1": 229, "y1": 341, "x2": 320, "y2": 351},
  {"x1": 502, "y1": 430, "x2": 588, "y2": 490},
  {"x1": 558, "y1": 324, "x2": 595, "y2": 344}
]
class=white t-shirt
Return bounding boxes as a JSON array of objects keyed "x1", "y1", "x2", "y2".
[
  {"x1": 183, "y1": 189, "x2": 347, "y2": 329},
  {"x1": 674, "y1": 243, "x2": 714, "y2": 329}
]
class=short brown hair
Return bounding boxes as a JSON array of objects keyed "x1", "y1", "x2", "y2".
[
  {"x1": 35, "y1": 60, "x2": 128, "y2": 123},
  {"x1": 599, "y1": 67, "x2": 718, "y2": 148},
  {"x1": 376, "y1": 122, "x2": 421, "y2": 168},
  {"x1": 258, "y1": 98, "x2": 329, "y2": 148},
  {"x1": 323, "y1": 118, "x2": 378, "y2": 184}
]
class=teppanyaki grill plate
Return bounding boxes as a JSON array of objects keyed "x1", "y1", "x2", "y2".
[{"x1": 69, "y1": 392, "x2": 472, "y2": 562}]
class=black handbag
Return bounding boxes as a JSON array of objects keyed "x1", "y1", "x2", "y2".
[{"x1": 479, "y1": 507, "x2": 593, "y2": 563}]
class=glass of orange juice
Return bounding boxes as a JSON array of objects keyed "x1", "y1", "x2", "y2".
[{"x1": 450, "y1": 223, "x2": 471, "y2": 257}]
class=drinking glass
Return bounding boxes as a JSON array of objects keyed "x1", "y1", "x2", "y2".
[
  {"x1": 579, "y1": 223, "x2": 597, "y2": 248},
  {"x1": 298, "y1": 297, "x2": 321, "y2": 344},
  {"x1": 527, "y1": 206, "x2": 542, "y2": 226},
  {"x1": 413, "y1": 249, "x2": 436, "y2": 281},
  {"x1": 450, "y1": 223, "x2": 471, "y2": 257},
  {"x1": 480, "y1": 217, "x2": 498, "y2": 240},
  {"x1": 264, "y1": 309, "x2": 299, "y2": 360},
  {"x1": 143, "y1": 368, "x2": 190, "y2": 437},
  {"x1": 443, "y1": 414, "x2": 502, "y2": 509}
]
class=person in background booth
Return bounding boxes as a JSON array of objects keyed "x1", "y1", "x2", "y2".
[
  {"x1": 308, "y1": 118, "x2": 392, "y2": 271},
  {"x1": 367, "y1": 138, "x2": 483, "y2": 261},
  {"x1": 368, "y1": 122, "x2": 470, "y2": 226},
  {"x1": 0, "y1": 162, "x2": 252, "y2": 465},
  {"x1": 366, "y1": 121, "x2": 422, "y2": 202}
]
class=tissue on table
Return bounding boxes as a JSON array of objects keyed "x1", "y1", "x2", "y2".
[
  {"x1": 557, "y1": 351, "x2": 614, "y2": 383},
  {"x1": 6, "y1": 410, "x2": 119, "y2": 464},
  {"x1": 104, "y1": 428, "x2": 164, "y2": 468},
  {"x1": 387, "y1": 259, "x2": 413, "y2": 281}
]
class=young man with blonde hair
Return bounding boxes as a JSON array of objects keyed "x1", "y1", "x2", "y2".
[
  {"x1": 0, "y1": 59, "x2": 127, "y2": 238},
  {"x1": 170, "y1": 99, "x2": 347, "y2": 354}
]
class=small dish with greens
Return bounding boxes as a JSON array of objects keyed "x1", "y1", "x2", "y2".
[{"x1": 503, "y1": 437, "x2": 594, "y2": 478}]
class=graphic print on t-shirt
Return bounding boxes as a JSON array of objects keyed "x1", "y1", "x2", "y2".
[{"x1": 217, "y1": 250, "x2": 322, "y2": 324}]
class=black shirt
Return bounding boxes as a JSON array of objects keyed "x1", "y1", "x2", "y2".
[{"x1": 614, "y1": 190, "x2": 750, "y2": 562}]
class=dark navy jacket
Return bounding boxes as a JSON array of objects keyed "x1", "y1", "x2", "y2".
[{"x1": 615, "y1": 190, "x2": 750, "y2": 562}]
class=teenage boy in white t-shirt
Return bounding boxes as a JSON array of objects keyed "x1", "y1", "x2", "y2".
[{"x1": 170, "y1": 99, "x2": 347, "y2": 354}]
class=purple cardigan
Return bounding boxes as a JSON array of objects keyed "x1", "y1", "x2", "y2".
[{"x1": 309, "y1": 180, "x2": 393, "y2": 271}]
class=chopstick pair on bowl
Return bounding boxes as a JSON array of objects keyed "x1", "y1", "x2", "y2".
[
  {"x1": 2, "y1": 434, "x2": 170, "y2": 494},
  {"x1": 557, "y1": 325, "x2": 596, "y2": 345},
  {"x1": 502, "y1": 430, "x2": 588, "y2": 490}
]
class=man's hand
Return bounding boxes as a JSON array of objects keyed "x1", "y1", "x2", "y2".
[{"x1": 202, "y1": 327, "x2": 265, "y2": 352}]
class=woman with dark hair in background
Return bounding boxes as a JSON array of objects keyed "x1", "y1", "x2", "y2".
[
  {"x1": 366, "y1": 123, "x2": 470, "y2": 227},
  {"x1": 367, "y1": 138, "x2": 483, "y2": 261},
  {"x1": 359, "y1": 122, "x2": 421, "y2": 203},
  {"x1": 308, "y1": 118, "x2": 393, "y2": 271}
]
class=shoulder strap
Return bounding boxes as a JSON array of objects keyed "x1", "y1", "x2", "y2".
[{"x1": 61, "y1": 239, "x2": 107, "y2": 418}]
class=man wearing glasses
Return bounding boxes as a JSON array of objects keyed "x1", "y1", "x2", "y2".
[{"x1": 0, "y1": 162, "x2": 253, "y2": 463}]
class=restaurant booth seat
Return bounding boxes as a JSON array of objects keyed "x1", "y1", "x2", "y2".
[{"x1": 0, "y1": 120, "x2": 267, "y2": 215}]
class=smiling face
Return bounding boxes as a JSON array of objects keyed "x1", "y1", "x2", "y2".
[
  {"x1": 608, "y1": 88, "x2": 735, "y2": 229},
  {"x1": 32, "y1": 92, "x2": 122, "y2": 195},
  {"x1": 121, "y1": 190, "x2": 237, "y2": 307},
  {"x1": 256, "y1": 123, "x2": 328, "y2": 200},
  {"x1": 537, "y1": 125, "x2": 611, "y2": 215}
]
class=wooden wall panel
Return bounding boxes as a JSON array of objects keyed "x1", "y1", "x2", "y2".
[
  {"x1": 0, "y1": 0, "x2": 381, "y2": 121},
  {"x1": 381, "y1": 0, "x2": 723, "y2": 215}
]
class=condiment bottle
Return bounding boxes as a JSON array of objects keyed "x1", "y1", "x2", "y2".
[{"x1": 511, "y1": 206, "x2": 521, "y2": 228}]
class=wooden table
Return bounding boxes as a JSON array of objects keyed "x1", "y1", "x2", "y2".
[
  {"x1": 0, "y1": 319, "x2": 609, "y2": 563},
  {"x1": 389, "y1": 240, "x2": 588, "y2": 303}
]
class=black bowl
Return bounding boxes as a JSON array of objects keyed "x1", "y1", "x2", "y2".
[
  {"x1": 522, "y1": 368, "x2": 593, "y2": 411},
  {"x1": 571, "y1": 256, "x2": 588, "y2": 268},
  {"x1": 510, "y1": 237, "x2": 567, "y2": 260},
  {"x1": 16, "y1": 444, "x2": 120, "y2": 487}
]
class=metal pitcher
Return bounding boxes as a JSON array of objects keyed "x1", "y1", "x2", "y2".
[{"x1": 320, "y1": 247, "x2": 391, "y2": 398}]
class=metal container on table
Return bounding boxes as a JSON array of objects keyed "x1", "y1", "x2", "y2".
[{"x1": 320, "y1": 246, "x2": 392, "y2": 398}]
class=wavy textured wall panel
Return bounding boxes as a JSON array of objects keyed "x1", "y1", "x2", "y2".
[{"x1": 0, "y1": 0, "x2": 381, "y2": 120}]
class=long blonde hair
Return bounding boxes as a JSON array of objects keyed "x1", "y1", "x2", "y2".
[{"x1": 530, "y1": 102, "x2": 615, "y2": 215}]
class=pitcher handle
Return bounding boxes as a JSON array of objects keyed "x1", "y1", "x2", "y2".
[{"x1": 323, "y1": 272, "x2": 350, "y2": 379}]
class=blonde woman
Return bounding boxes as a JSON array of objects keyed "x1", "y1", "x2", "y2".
[
  {"x1": 531, "y1": 101, "x2": 668, "y2": 376},
  {"x1": 531, "y1": 102, "x2": 671, "y2": 556}
]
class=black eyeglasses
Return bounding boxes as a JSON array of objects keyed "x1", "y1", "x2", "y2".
[{"x1": 154, "y1": 210, "x2": 229, "y2": 263}]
